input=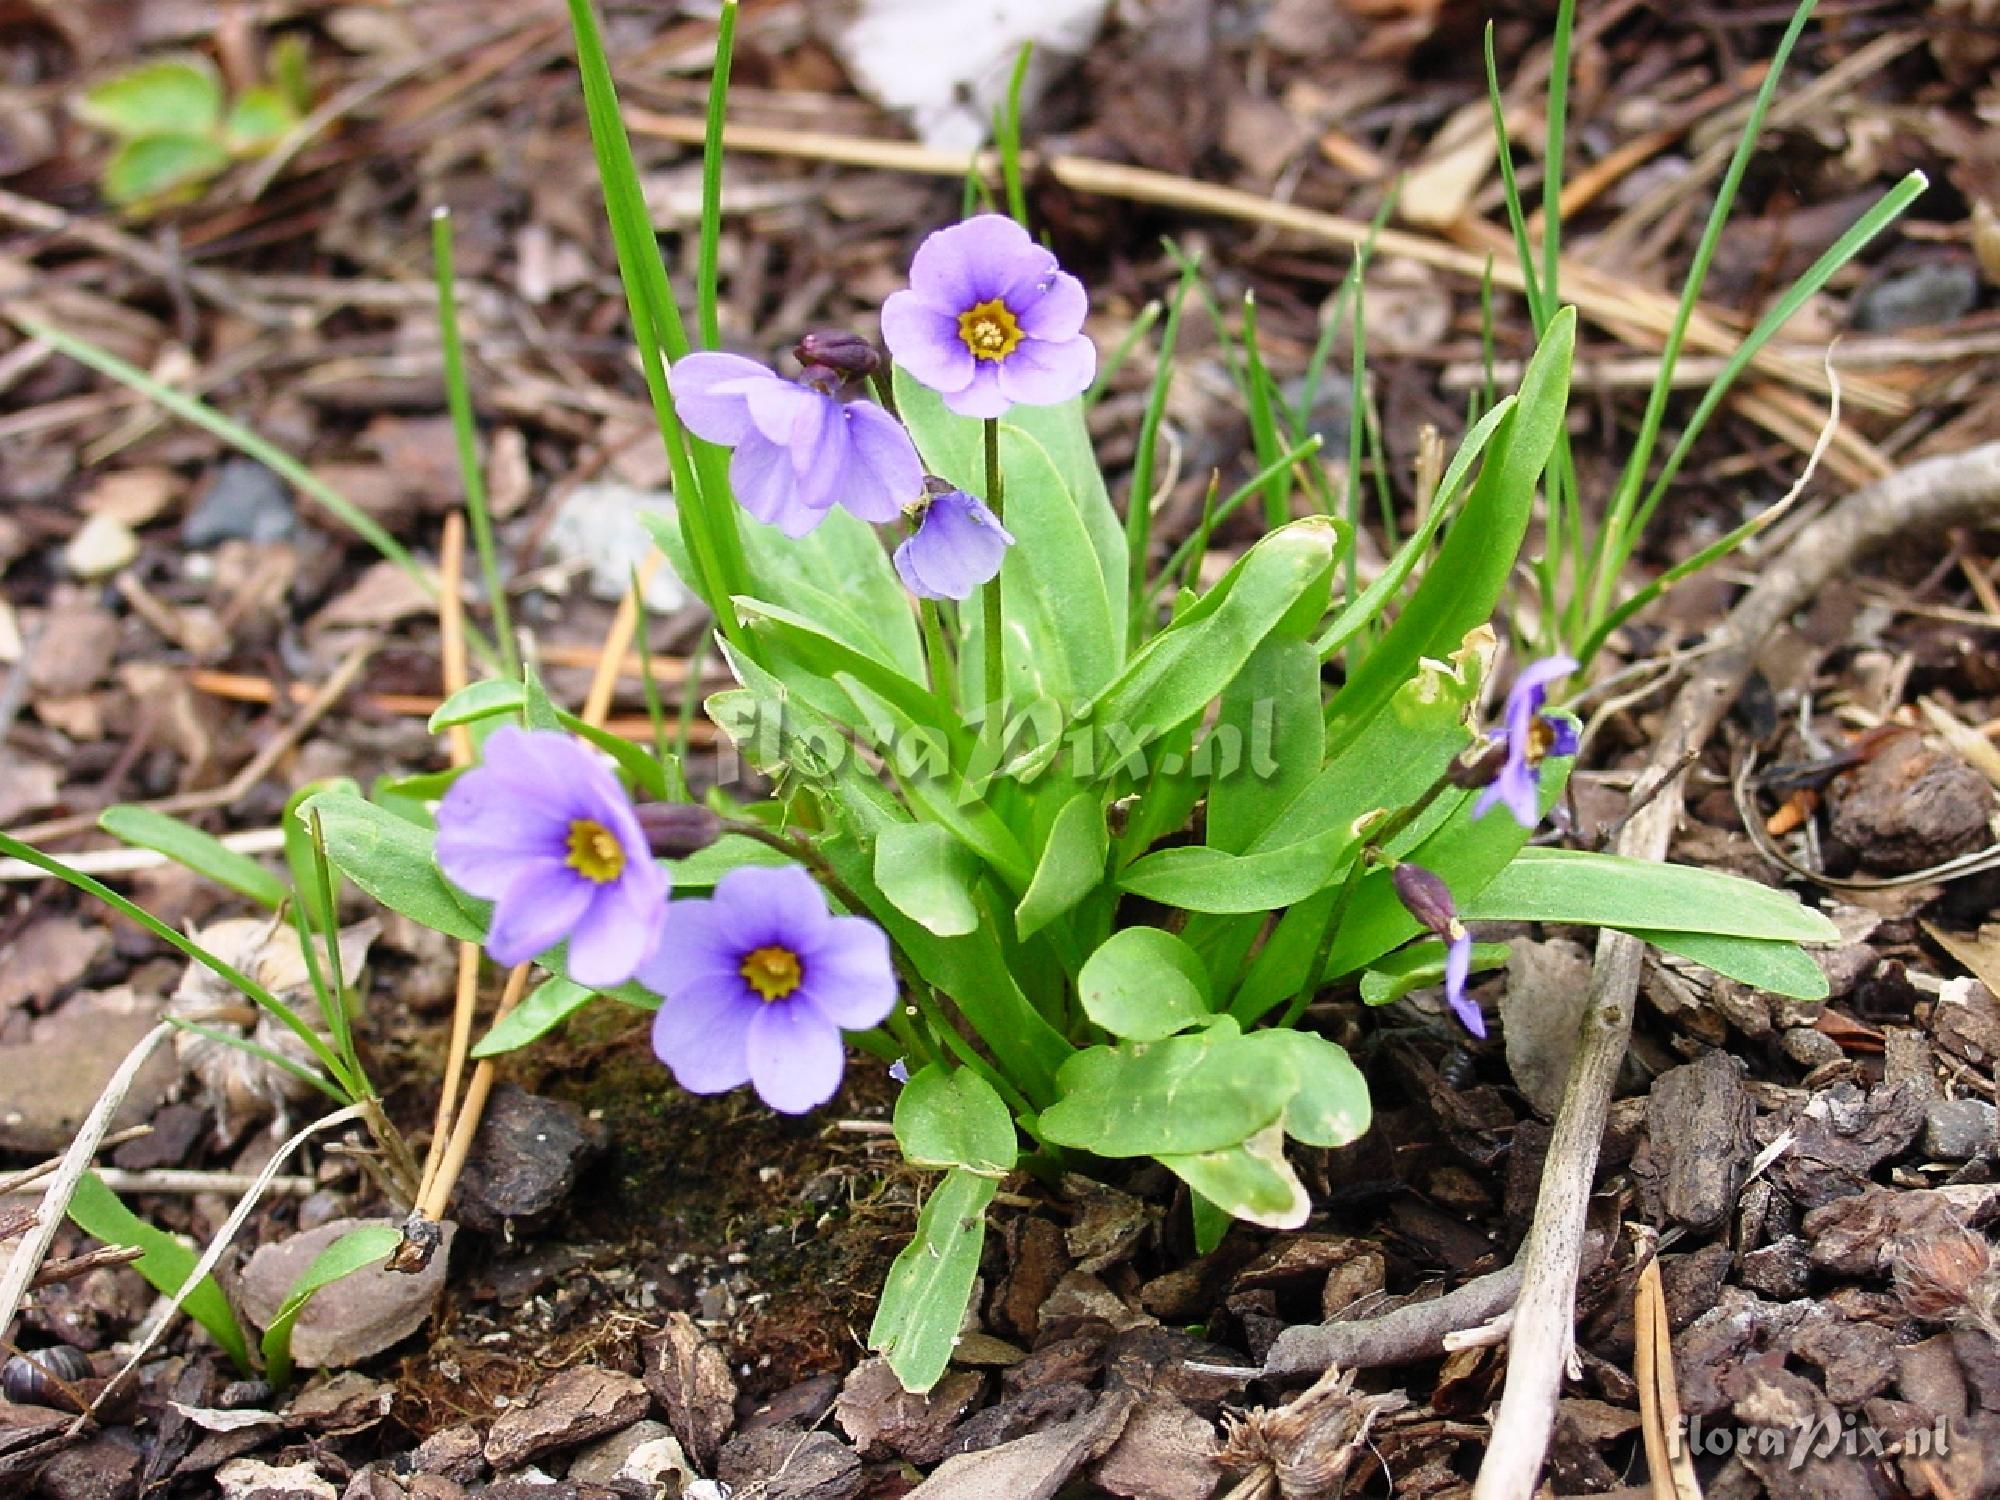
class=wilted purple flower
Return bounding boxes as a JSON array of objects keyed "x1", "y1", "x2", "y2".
[
  {"x1": 642, "y1": 865, "x2": 897, "y2": 1114},
  {"x1": 1393, "y1": 862, "x2": 1483, "y2": 1039},
  {"x1": 1471, "y1": 656, "x2": 1580, "y2": 829},
  {"x1": 668, "y1": 351, "x2": 922, "y2": 538},
  {"x1": 893, "y1": 488, "x2": 1014, "y2": 601},
  {"x1": 880, "y1": 215, "x2": 1095, "y2": 419},
  {"x1": 436, "y1": 728, "x2": 668, "y2": 988}
]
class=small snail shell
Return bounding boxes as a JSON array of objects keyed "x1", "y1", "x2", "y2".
[{"x1": 3, "y1": 1346, "x2": 93, "y2": 1409}]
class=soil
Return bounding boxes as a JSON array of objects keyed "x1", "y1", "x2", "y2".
[{"x1": 4, "y1": 1, "x2": 2000, "y2": 1497}]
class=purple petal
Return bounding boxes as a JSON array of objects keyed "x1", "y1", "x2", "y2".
[
  {"x1": 1513, "y1": 655, "x2": 1578, "y2": 701},
  {"x1": 790, "y1": 394, "x2": 855, "y2": 515},
  {"x1": 740, "y1": 377, "x2": 820, "y2": 449},
  {"x1": 746, "y1": 1001, "x2": 847, "y2": 1113},
  {"x1": 798, "y1": 915, "x2": 897, "y2": 1029},
  {"x1": 908, "y1": 214, "x2": 1036, "y2": 309},
  {"x1": 894, "y1": 490, "x2": 1012, "y2": 601},
  {"x1": 651, "y1": 975, "x2": 756, "y2": 1093},
  {"x1": 639, "y1": 896, "x2": 735, "y2": 994},
  {"x1": 940, "y1": 364, "x2": 1011, "y2": 419},
  {"x1": 435, "y1": 781, "x2": 569, "y2": 898},
  {"x1": 881, "y1": 293, "x2": 976, "y2": 395},
  {"x1": 1545, "y1": 715, "x2": 1579, "y2": 759},
  {"x1": 731, "y1": 434, "x2": 826, "y2": 537},
  {"x1": 995, "y1": 335, "x2": 1095, "y2": 408},
  {"x1": 668, "y1": 352, "x2": 775, "y2": 445},
  {"x1": 1445, "y1": 934, "x2": 1484, "y2": 1038},
  {"x1": 567, "y1": 870, "x2": 668, "y2": 988},
  {"x1": 1473, "y1": 757, "x2": 1543, "y2": 829},
  {"x1": 835, "y1": 402, "x2": 924, "y2": 523},
  {"x1": 487, "y1": 864, "x2": 592, "y2": 966},
  {"x1": 714, "y1": 864, "x2": 832, "y2": 952},
  {"x1": 1014, "y1": 270, "x2": 1087, "y2": 340}
]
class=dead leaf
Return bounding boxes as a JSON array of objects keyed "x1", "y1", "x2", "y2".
[
  {"x1": 1634, "y1": 1253, "x2": 1705, "y2": 1500},
  {"x1": 1501, "y1": 937, "x2": 1593, "y2": 1117},
  {"x1": 1927, "y1": 923, "x2": 2000, "y2": 998},
  {"x1": 236, "y1": 1217, "x2": 453, "y2": 1368}
]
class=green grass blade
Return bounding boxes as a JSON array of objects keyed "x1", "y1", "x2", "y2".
[
  {"x1": 697, "y1": 0, "x2": 739, "y2": 348},
  {"x1": 98, "y1": 806, "x2": 286, "y2": 910},
  {"x1": 998, "y1": 43, "x2": 1033, "y2": 226},
  {"x1": 1128, "y1": 251, "x2": 1202, "y2": 628},
  {"x1": 260, "y1": 1224, "x2": 400, "y2": 1389}
]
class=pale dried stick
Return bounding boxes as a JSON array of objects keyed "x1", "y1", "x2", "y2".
[
  {"x1": 416, "y1": 515, "x2": 481, "y2": 1209},
  {"x1": 1474, "y1": 440, "x2": 2000, "y2": 1499}
]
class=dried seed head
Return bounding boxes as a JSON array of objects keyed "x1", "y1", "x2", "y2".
[{"x1": 1894, "y1": 1225, "x2": 1996, "y2": 1324}]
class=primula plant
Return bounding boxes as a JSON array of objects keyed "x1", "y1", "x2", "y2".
[{"x1": 26, "y1": 0, "x2": 1845, "y2": 1400}]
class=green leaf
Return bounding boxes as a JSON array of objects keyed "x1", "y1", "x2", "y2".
[
  {"x1": 102, "y1": 134, "x2": 231, "y2": 208},
  {"x1": 735, "y1": 507, "x2": 925, "y2": 683},
  {"x1": 303, "y1": 791, "x2": 483, "y2": 942},
  {"x1": 1326, "y1": 307, "x2": 1574, "y2": 749},
  {"x1": 1119, "y1": 823, "x2": 1355, "y2": 915},
  {"x1": 77, "y1": 55, "x2": 223, "y2": 137},
  {"x1": 222, "y1": 86, "x2": 297, "y2": 153},
  {"x1": 1158, "y1": 1123, "x2": 1310, "y2": 1230},
  {"x1": 473, "y1": 976, "x2": 595, "y2": 1058},
  {"x1": 894, "y1": 1065, "x2": 1018, "y2": 1175},
  {"x1": 868, "y1": 1168, "x2": 997, "y2": 1392},
  {"x1": 1461, "y1": 849, "x2": 1838, "y2": 943},
  {"x1": 874, "y1": 822, "x2": 982, "y2": 938},
  {"x1": 68, "y1": 1171, "x2": 252, "y2": 1374},
  {"x1": 1014, "y1": 790, "x2": 1107, "y2": 940},
  {"x1": 428, "y1": 678, "x2": 526, "y2": 732},
  {"x1": 1633, "y1": 928, "x2": 1829, "y2": 1001},
  {"x1": 100, "y1": 805, "x2": 286, "y2": 910},
  {"x1": 285, "y1": 780, "x2": 354, "y2": 935},
  {"x1": 1246, "y1": 1030, "x2": 1370, "y2": 1148},
  {"x1": 1077, "y1": 927, "x2": 1212, "y2": 1042},
  {"x1": 1205, "y1": 636, "x2": 1323, "y2": 854},
  {"x1": 1039, "y1": 1020, "x2": 1292, "y2": 1157},
  {"x1": 1051, "y1": 519, "x2": 1338, "y2": 781},
  {"x1": 1359, "y1": 939, "x2": 1510, "y2": 1005},
  {"x1": 1190, "y1": 1192, "x2": 1233, "y2": 1256},
  {"x1": 260, "y1": 1225, "x2": 399, "y2": 1389},
  {"x1": 666, "y1": 833, "x2": 793, "y2": 891}
]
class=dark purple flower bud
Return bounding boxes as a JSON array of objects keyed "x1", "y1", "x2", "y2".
[
  {"x1": 634, "y1": 801, "x2": 725, "y2": 860},
  {"x1": 1392, "y1": 863, "x2": 1457, "y2": 939},
  {"x1": 1448, "y1": 737, "x2": 1511, "y2": 791},
  {"x1": 794, "y1": 330, "x2": 882, "y2": 379}
]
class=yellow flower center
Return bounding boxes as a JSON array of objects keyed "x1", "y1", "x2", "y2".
[
  {"x1": 957, "y1": 298, "x2": 1023, "y2": 362},
  {"x1": 740, "y1": 945, "x2": 804, "y2": 1003},
  {"x1": 565, "y1": 819, "x2": 625, "y2": 884},
  {"x1": 1526, "y1": 716, "x2": 1559, "y2": 764}
]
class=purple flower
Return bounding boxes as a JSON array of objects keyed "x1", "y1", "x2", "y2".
[
  {"x1": 668, "y1": 351, "x2": 922, "y2": 538},
  {"x1": 1393, "y1": 862, "x2": 1483, "y2": 1039},
  {"x1": 1472, "y1": 656, "x2": 1580, "y2": 829},
  {"x1": 880, "y1": 215, "x2": 1095, "y2": 419},
  {"x1": 893, "y1": 489, "x2": 1014, "y2": 601},
  {"x1": 642, "y1": 865, "x2": 897, "y2": 1114},
  {"x1": 436, "y1": 728, "x2": 669, "y2": 988}
]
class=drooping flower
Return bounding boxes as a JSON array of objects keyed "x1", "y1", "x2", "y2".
[
  {"x1": 1393, "y1": 862, "x2": 1483, "y2": 1039},
  {"x1": 668, "y1": 348, "x2": 922, "y2": 538},
  {"x1": 435, "y1": 728, "x2": 669, "y2": 988},
  {"x1": 642, "y1": 865, "x2": 897, "y2": 1114},
  {"x1": 880, "y1": 214, "x2": 1095, "y2": 419},
  {"x1": 893, "y1": 488, "x2": 1014, "y2": 601},
  {"x1": 1471, "y1": 655, "x2": 1580, "y2": 829}
]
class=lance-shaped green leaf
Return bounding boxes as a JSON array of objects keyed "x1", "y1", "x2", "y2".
[
  {"x1": 303, "y1": 791, "x2": 482, "y2": 943},
  {"x1": 1014, "y1": 790, "x2": 1107, "y2": 940},
  {"x1": 1119, "y1": 822, "x2": 1356, "y2": 914},
  {"x1": 868, "y1": 1168, "x2": 997, "y2": 1393},
  {"x1": 1205, "y1": 635, "x2": 1324, "y2": 854},
  {"x1": 261, "y1": 1225, "x2": 401, "y2": 1389},
  {"x1": 473, "y1": 976, "x2": 595, "y2": 1058},
  {"x1": 1635, "y1": 929, "x2": 1828, "y2": 1001},
  {"x1": 874, "y1": 822, "x2": 983, "y2": 938},
  {"x1": 100, "y1": 805, "x2": 286, "y2": 910},
  {"x1": 1462, "y1": 849, "x2": 1838, "y2": 942}
]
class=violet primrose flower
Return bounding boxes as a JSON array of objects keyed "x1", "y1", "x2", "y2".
[
  {"x1": 1471, "y1": 655, "x2": 1580, "y2": 829},
  {"x1": 435, "y1": 728, "x2": 668, "y2": 988},
  {"x1": 642, "y1": 865, "x2": 897, "y2": 1114},
  {"x1": 1393, "y1": 863, "x2": 1484, "y2": 1039},
  {"x1": 880, "y1": 214, "x2": 1095, "y2": 419},
  {"x1": 894, "y1": 488, "x2": 1014, "y2": 601},
  {"x1": 667, "y1": 351, "x2": 922, "y2": 538}
]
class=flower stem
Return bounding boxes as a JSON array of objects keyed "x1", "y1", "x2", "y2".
[{"x1": 981, "y1": 417, "x2": 1005, "y2": 712}]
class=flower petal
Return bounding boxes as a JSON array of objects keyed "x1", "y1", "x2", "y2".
[
  {"x1": 567, "y1": 873, "x2": 668, "y2": 988},
  {"x1": 732, "y1": 434, "x2": 825, "y2": 537},
  {"x1": 1445, "y1": 934, "x2": 1484, "y2": 1038},
  {"x1": 836, "y1": 402, "x2": 924, "y2": 523},
  {"x1": 995, "y1": 334, "x2": 1095, "y2": 408},
  {"x1": 746, "y1": 1001, "x2": 847, "y2": 1113},
  {"x1": 940, "y1": 364, "x2": 1011, "y2": 419},
  {"x1": 667, "y1": 352, "x2": 774, "y2": 445},
  {"x1": 638, "y1": 895, "x2": 738, "y2": 994},
  {"x1": 741, "y1": 377, "x2": 820, "y2": 448},
  {"x1": 486, "y1": 864, "x2": 592, "y2": 966},
  {"x1": 909, "y1": 214, "x2": 1035, "y2": 308},
  {"x1": 714, "y1": 864, "x2": 832, "y2": 952},
  {"x1": 1013, "y1": 269, "x2": 1087, "y2": 340},
  {"x1": 893, "y1": 490, "x2": 1010, "y2": 601},
  {"x1": 798, "y1": 915, "x2": 897, "y2": 1030},
  {"x1": 651, "y1": 974, "x2": 756, "y2": 1093},
  {"x1": 881, "y1": 293, "x2": 975, "y2": 394},
  {"x1": 435, "y1": 779, "x2": 570, "y2": 898}
]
